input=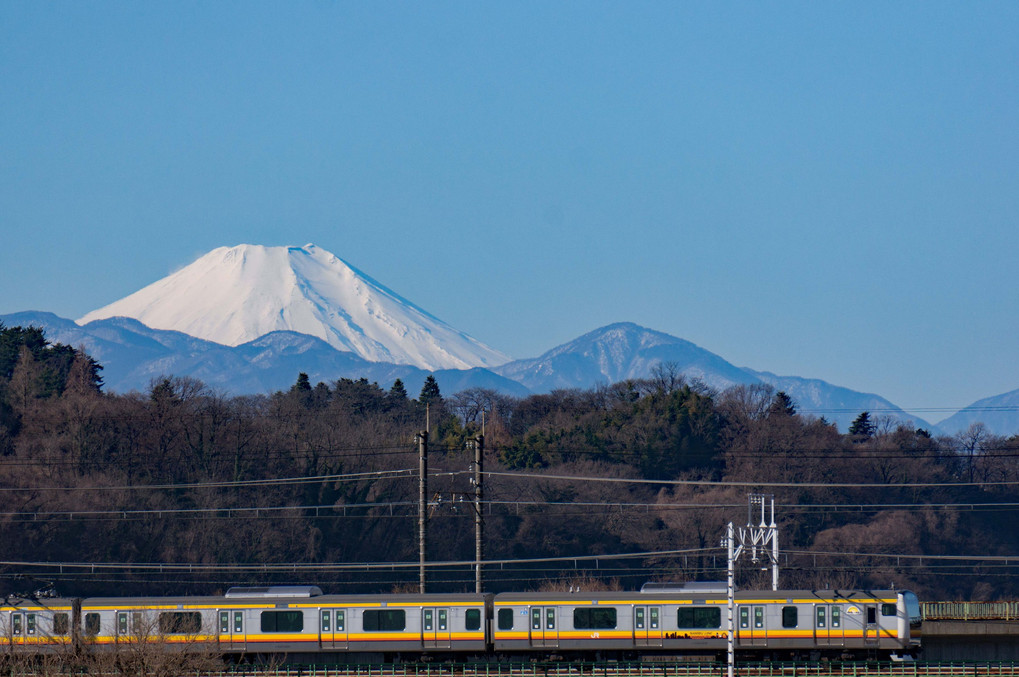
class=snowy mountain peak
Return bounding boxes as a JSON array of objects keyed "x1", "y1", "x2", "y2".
[{"x1": 78, "y1": 243, "x2": 509, "y2": 371}]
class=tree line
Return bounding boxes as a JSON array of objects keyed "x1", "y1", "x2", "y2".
[{"x1": 1, "y1": 322, "x2": 1018, "y2": 602}]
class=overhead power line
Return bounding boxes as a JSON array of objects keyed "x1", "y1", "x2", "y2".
[
  {"x1": 0, "y1": 547, "x2": 714, "y2": 574},
  {"x1": 6, "y1": 499, "x2": 1019, "y2": 523},
  {"x1": 484, "y1": 470, "x2": 1019, "y2": 489},
  {"x1": 3, "y1": 547, "x2": 1016, "y2": 578},
  {"x1": 0, "y1": 468, "x2": 418, "y2": 493}
]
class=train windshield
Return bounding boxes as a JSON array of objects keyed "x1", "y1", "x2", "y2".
[{"x1": 903, "y1": 591, "x2": 922, "y2": 628}]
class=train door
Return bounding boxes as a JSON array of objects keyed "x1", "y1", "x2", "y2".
[
  {"x1": 815, "y1": 605, "x2": 844, "y2": 649},
  {"x1": 422, "y1": 608, "x2": 451, "y2": 649},
  {"x1": 320, "y1": 609, "x2": 348, "y2": 650},
  {"x1": 634, "y1": 606, "x2": 663, "y2": 647},
  {"x1": 737, "y1": 605, "x2": 767, "y2": 647},
  {"x1": 863, "y1": 605, "x2": 879, "y2": 647},
  {"x1": 10, "y1": 612, "x2": 37, "y2": 646},
  {"x1": 10, "y1": 612, "x2": 23, "y2": 646},
  {"x1": 529, "y1": 606, "x2": 559, "y2": 648},
  {"x1": 218, "y1": 610, "x2": 246, "y2": 652},
  {"x1": 115, "y1": 611, "x2": 129, "y2": 644}
]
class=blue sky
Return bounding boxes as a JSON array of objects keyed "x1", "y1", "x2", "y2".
[{"x1": 2, "y1": 2, "x2": 1017, "y2": 417}]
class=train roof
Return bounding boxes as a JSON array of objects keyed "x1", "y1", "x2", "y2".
[
  {"x1": 0, "y1": 589, "x2": 906, "y2": 610},
  {"x1": 0, "y1": 591, "x2": 493, "y2": 608},
  {"x1": 493, "y1": 589, "x2": 902, "y2": 602}
]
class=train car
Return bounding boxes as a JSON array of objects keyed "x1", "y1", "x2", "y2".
[
  {"x1": 0, "y1": 586, "x2": 492, "y2": 662},
  {"x1": 492, "y1": 587, "x2": 921, "y2": 661},
  {"x1": 0, "y1": 597, "x2": 77, "y2": 653},
  {"x1": 0, "y1": 585, "x2": 920, "y2": 662}
]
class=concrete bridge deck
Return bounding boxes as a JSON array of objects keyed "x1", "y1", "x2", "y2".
[{"x1": 922, "y1": 603, "x2": 1019, "y2": 661}]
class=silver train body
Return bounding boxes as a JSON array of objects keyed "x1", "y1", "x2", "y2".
[{"x1": 0, "y1": 586, "x2": 922, "y2": 661}]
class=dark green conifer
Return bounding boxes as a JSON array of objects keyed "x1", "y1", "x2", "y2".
[
  {"x1": 848, "y1": 411, "x2": 876, "y2": 439},
  {"x1": 389, "y1": 378, "x2": 408, "y2": 400},
  {"x1": 419, "y1": 375, "x2": 442, "y2": 405}
]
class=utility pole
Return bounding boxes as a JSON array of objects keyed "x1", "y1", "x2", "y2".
[
  {"x1": 417, "y1": 430, "x2": 428, "y2": 593},
  {"x1": 724, "y1": 521, "x2": 740, "y2": 677},
  {"x1": 473, "y1": 433, "x2": 484, "y2": 593},
  {"x1": 722, "y1": 494, "x2": 781, "y2": 677}
]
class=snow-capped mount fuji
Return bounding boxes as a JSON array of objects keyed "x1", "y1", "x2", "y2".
[{"x1": 77, "y1": 244, "x2": 509, "y2": 371}]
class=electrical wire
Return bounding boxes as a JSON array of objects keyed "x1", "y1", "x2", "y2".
[{"x1": 484, "y1": 470, "x2": 1019, "y2": 489}]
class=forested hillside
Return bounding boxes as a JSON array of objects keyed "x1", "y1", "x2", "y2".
[{"x1": 1, "y1": 323, "x2": 1017, "y2": 602}]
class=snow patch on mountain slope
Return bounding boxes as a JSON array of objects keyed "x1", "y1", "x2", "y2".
[{"x1": 78, "y1": 244, "x2": 508, "y2": 371}]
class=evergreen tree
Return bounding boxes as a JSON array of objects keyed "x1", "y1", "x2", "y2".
[
  {"x1": 767, "y1": 391, "x2": 797, "y2": 418},
  {"x1": 418, "y1": 375, "x2": 442, "y2": 405},
  {"x1": 288, "y1": 372, "x2": 314, "y2": 407},
  {"x1": 0, "y1": 324, "x2": 101, "y2": 397},
  {"x1": 311, "y1": 381, "x2": 332, "y2": 408},
  {"x1": 389, "y1": 378, "x2": 408, "y2": 401},
  {"x1": 848, "y1": 411, "x2": 876, "y2": 439},
  {"x1": 291, "y1": 372, "x2": 312, "y2": 393}
]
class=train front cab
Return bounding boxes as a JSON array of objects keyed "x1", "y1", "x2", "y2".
[
  {"x1": 898, "y1": 590, "x2": 922, "y2": 659},
  {"x1": 733, "y1": 591, "x2": 917, "y2": 660}
]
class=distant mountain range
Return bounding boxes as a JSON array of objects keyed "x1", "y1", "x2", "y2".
[
  {"x1": 0, "y1": 310, "x2": 529, "y2": 403},
  {"x1": 3, "y1": 243, "x2": 1018, "y2": 436},
  {"x1": 1, "y1": 311, "x2": 950, "y2": 434}
]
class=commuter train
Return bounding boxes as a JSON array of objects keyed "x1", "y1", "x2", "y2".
[{"x1": 0, "y1": 584, "x2": 921, "y2": 662}]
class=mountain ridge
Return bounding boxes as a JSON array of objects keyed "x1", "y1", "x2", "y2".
[
  {"x1": 78, "y1": 243, "x2": 509, "y2": 371},
  {"x1": 2, "y1": 311, "x2": 946, "y2": 433},
  {"x1": 4, "y1": 241, "x2": 1016, "y2": 434}
]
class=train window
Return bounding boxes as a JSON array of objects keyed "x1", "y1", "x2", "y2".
[
  {"x1": 26, "y1": 614, "x2": 35, "y2": 636},
  {"x1": 118, "y1": 613, "x2": 128, "y2": 635},
  {"x1": 635, "y1": 607, "x2": 645, "y2": 630},
  {"x1": 322, "y1": 610, "x2": 331, "y2": 633},
  {"x1": 424, "y1": 609, "x2": 433, "y2": 631},
  {"x1": 85, "y1": 613, "x2": 100, "y2": 636},
  {"x1": 531, "y1": 608, "x2": 541, "y2": 630},
  {"x1": 816, "y1": 607, "x2": 826, "y2": 628},
  {"x1": 220, "y1": 612, "x2": 229, "y2": 634},
  {"x1": 53, "y1": 613, "x2": 69, "y2": 636},
  {"x1": 466, "y1": 609, "x2": 481, "y2": 631},
  {"x1": 498, "y1": 608, "x2": 514, "y2": 630},
  {"x1": 336, "y1": 610, "x2": 344, "y2": 632},
  {"x1": 158, "y1": 612, "x2": 202, "y2": 635},
  {"x1": 12, "y1": 614, "x2": 21, "y2": 635},
  {"x1": 678, "y1": 607, "x2": 721, "y2": 629},
  {"x1": 233, "y1": 611, "x2": 243, "y2": 634},
  {"x1": 739, "y1": 607, "x2": 749, "y2": 629},
  {"x1": 132, "y1": 613, "x2": 143, "y2": 634},
  {"x1": 363, "y1": 609, "x2": 405, "y2": 632},
  {"x1": 881, "y1": 603, "x2": 896, "y2": 617},
  {"x1": 867, "y1": 607, "x2": 877, "y2": 625},
  {"x1": 754, "y1": 607, "x2": 764, "y2": 629},
  {"x1": 261, "y1": 610, "x2": 304, "y2": 633},
  {"x1": 546, "y1": 608, "x2": 555, "y2": 630},
  {"x1": 650, "y1": 607, "x2": 659, "y2": 629},
  {"x1": 831, "y1": 607, "x2": 841, "y2": 628},
  {"x1": 782, "y1": 606, "x2": 798, "y2": 629},
  {"x1": 574, "y1": 607, "x2": 617, "y2": 630}
]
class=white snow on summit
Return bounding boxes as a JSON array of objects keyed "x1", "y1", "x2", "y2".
[{"x1": 78, "y1": 244, "x2": 509, "y2": 371}]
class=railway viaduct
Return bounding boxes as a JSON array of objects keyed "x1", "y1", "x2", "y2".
[{"x1": 922, "y1": 602, "x2": 1019, "y2": 661}]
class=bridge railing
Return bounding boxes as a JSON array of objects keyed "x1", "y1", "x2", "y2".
[
  {"x1": 923, "y1": 601, "x2": 1019, "y2": 621},
  {"x1": 9, "y1": 663, "x2": 1019, "y2": 677}
]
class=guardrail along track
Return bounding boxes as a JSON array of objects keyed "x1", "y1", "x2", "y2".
[
  {"x1": 8, "y1": 662, "x2": 1019, "y2": 677},
  {"x1": 171, "y1": 663, "x2": 1019, "y2": 677},
  {"x1": 923, "y1": 602, "x2": 1019, "y2": 621}
]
